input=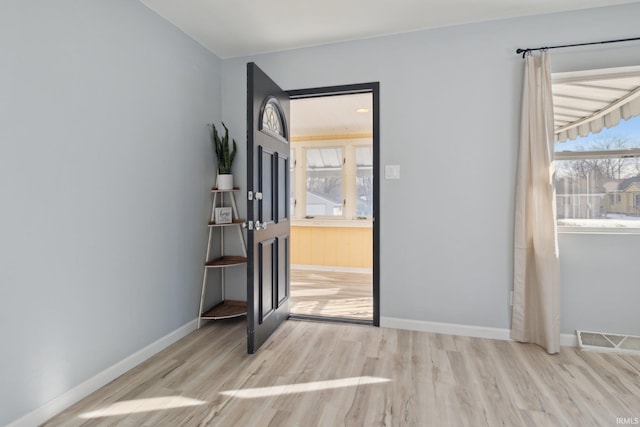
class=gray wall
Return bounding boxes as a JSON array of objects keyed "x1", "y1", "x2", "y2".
[
  {"x1": 0, "y1": 1, "x2": 220, "y2": 425},
  {"x1": 220, "y1": 3, "x2": 640, "y2": 334}
]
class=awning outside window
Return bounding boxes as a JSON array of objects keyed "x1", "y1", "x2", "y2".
[{"x1": 552, "y1": 65, "x2": 640, "y2": 142}]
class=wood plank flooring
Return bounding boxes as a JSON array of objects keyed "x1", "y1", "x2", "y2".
[
  {"x1": 290, "y1": 268, "x2": 372, "y2": 320},
  {"x1": 44, "y1": 319, "x2": 640, "y2": 426}
]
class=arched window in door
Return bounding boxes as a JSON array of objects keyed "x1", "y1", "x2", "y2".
[{"x1": 260, "y1": 97, "x2": 287, "y2": 140}]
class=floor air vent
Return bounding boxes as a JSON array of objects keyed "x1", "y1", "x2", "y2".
[{"x1": 577, "y1": 330, "x2": 640, "y2": 355}]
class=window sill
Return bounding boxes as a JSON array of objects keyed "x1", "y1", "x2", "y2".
[
  {"x1": 292, "y1": 218, "x2": 373, "y2": 228},
  {"x1": 557, "y1": 226, "x2": 640, "y2": 235}
]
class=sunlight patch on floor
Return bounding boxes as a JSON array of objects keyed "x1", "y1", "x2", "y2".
[
  {"x1": 220, "y1": 376, "x2": 390, "y2": 399},
  {"x1": 290, "y1": 287, "x2": 340, "y2": 297},
  {"x1": 290, "y1": 268, "x2": 373, "y2": 319},
  {"x1": 78, "y1": 396, "x2": 207, "y2": 419}
]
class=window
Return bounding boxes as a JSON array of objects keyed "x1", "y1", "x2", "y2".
[
  {"x1": 356, "y1": 146, "x2": 373, "y2": 216},
  {"x1": 290, "y1": 138, "x2": 373, "y2": 222},
  {"x1": 554, "y1": 117, "x2": 640, "y2": 230},
  {"x1": 261, "y1": 97, "x2": 286, "y2": 138},
  {"x1": 290, "y1": 148, "x2": 295, "y2": 215},
  {"x1": 553, "y1": 66, "x2": 640, "y2": 231},
  {"x1": 305, "y1": 147, "x2": 343, "y2": 216}
]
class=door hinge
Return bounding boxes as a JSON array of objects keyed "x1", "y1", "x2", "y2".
[
  {"x1": 248, "y1": 191, "x2": 253, "y2": 201},
  {"x1": 247, "y1": 220, "x2": 254, "y2": 230}
]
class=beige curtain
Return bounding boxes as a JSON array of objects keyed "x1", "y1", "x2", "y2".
[{"x1": 511, "y1": 52, "x2": 561, "y2": 355}]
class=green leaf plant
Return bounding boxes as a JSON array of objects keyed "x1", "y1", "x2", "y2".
[{"x1": 208, "y1": 122, "x2": 237, "y2": 175}]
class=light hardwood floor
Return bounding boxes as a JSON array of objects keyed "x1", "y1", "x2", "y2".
[
  {"x1": 44, "y1": 319, "x2": 640, "y2": 426},
  {"x1": 290, "y1": 268, "x2": 373, "y2": 320}
]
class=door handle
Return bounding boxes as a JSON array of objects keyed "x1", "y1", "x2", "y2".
[{"x1": 255, "y1": 220, "x2": 268, "y2": 230}]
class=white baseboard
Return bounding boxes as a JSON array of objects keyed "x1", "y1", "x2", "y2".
[
  {"x1": 380, "y1": 316, "x2": 578, "y2": 348},
  {"x1": 7, "y1": 319, "x2": 198, "y2": 427},
  {"x1": 560, "y1": 333, "x2": 579, "y2": 347},
  {"x1": 291, "y1": 264, "x2": 372, "y2": 274}
]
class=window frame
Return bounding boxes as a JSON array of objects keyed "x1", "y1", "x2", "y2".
[{"x1": 291, "y1": 136, "x2": 373, "y2": 227}]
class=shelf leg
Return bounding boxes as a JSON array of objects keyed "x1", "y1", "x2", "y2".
[
  {"x1": 198, "y1": 193, "x2": 217, "y2": 329},
  {"x1": 197, "y1": 268, "x2": 208, "y2": 329}
]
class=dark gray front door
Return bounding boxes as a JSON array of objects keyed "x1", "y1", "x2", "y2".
[{"x1": 246, "y1": 63, "x2": 291, "y2": 354}]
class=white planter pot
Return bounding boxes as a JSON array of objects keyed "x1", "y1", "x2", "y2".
[{"x1": 217, "y1": 174, "x2": 233, "y2": 190}]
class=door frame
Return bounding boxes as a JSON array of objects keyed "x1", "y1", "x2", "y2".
[{"x1": 286, "y1": 82, "x2": 380, "y2": 327}]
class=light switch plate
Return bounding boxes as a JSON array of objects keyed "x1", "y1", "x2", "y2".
[{"x1": 385, "y1": 165, "x2": 400, "y2": 179}]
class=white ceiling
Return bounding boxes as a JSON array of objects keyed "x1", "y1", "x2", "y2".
[
  {"x1": 291, "y1": 93, "x2": 372, "y2": 137},
  {"x1": 139, "y1": 0, "x2": 636, "y2": 58}
]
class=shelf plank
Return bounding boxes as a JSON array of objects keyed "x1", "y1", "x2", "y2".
[
  {"x1": 205, "y1": 256, "x2": 248, "y2": 267},
  {"x1": 201, "y1": 300, "x2": 247, "y2": 320},
  {"x1": 208, "y1": 219, "x2": 246, "y2": 227},
  {"x1": 211, "y1": 187, "x2": 240, "y2": 193}
]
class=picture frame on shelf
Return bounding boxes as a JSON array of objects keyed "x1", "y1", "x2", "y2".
[{"x1": 214, "y1": 207, "x2": 233, "y2": 224}]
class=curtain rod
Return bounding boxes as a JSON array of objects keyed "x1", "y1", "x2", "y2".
[{"x1": 516, "y1": 36, "x2": 640, "y2": 58}]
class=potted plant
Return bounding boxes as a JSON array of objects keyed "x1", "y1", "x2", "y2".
[{"x1": 208, "y1": 122, "x2": 237, "y2": 190}]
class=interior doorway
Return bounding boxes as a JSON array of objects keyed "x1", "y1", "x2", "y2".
[{"x1": 287, "y1": 84, "x2": 379, "y2": 325}]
